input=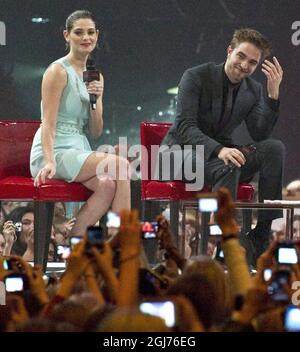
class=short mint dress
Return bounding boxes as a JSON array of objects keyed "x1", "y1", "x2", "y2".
[{"x1": 30, "y1": 57, "x2": 94, "y2": 182}]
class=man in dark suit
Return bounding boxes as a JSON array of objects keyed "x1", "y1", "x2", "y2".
[{"x1": 160, "y1": 28, "x2": 284, "y2": 260}]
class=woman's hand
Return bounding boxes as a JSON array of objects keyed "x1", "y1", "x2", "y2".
[
  {"x1": 34, "y1": 161, "x2": 56, "y2": 187},
  {"x1": 86, "y1": 73, "x2": 104, "y2": 100},
  {"x1": 2, "y1": 221, "x2": 17, "y2": 246}
]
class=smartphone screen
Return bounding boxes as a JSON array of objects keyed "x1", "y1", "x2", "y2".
[
  {"x1": 267, "y1": 270, "x2": 290, "y2": 302},
  {"x1": 3, "y1": 259, "x2": 13, "y2": 270},
  {"x1": 209, "y1": 224, "x2": 222, "y2": 235},
  {"x1": 106, "y1": 211, "x2": 120, "y2": 229},
  {"x1": 263, "y1": 268, "x2": 272, "y2": 282},
  {"x1": 277, "y1": 247, "x2": 298, "y2": 265},
  {"x1": 198, "y1": 198, "x2": 218, "y2": 212},
  {"x1": 70, "y1": 236, "x2": 81, "y2": 250},
  {"x1": 141, "y1": 222, "x2": 159, "y2": 239},
  {"x1": 57, "y1": 245, "x2": 71, "y2": 259},
  {"x1": 87, "y1": 226, "x2": 104, "y2": 247},
  {"x1": 284, "y1": 306, "x2": 300, "y2": 332},
  {"x1": 139, "y1": 301, "x2": 175, "y2": 327},
  {"x1": 5, "y1": 276, "x2": 24, "y2": 292},
  {"x1": 215, "y1": 248, "x2": 224, "y2": 263}
]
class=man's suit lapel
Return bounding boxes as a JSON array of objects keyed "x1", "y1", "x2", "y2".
[{"x1": 211, "y1": 63, "x2": 224, "y2": 127}]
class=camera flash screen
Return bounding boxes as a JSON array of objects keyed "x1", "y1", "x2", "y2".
[
  {"x1": 199, "y1": 198, "x2": 218, "y2": 212},
  {"x1": 278, "y1": 248, "x2": 297, "y2": 264},
  {"x1": 6, "y1": 277, "x2": 23, "y2": 292}
]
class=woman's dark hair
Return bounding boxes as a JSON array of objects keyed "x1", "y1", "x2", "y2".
[
  {"x1": 5, "y1": 205, "x2": 34, "y2": 256},
  {"x1": 5, "y1": 204, "x2": 34, "y2": 224},
  {"x1": 65, "y1": 10, "x2": 98, "y2": 32}
]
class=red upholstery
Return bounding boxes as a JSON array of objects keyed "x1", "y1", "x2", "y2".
[
  {"x1": 0, "y1": 120, "x2": 92, "y2": 269},
  {"x1": 0, "y1": 177, "x2": 91, "y2": 201},
  {"x1": 0, "y1": 120, "x2": 92, "y2": 201},
  {"x1": 140, "y1": 122, "x2": 254, "y2": 202}
]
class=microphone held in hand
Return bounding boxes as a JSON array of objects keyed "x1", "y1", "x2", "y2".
[{"x1": 83, "y1": 59, "x2": 100, "y2": 110}]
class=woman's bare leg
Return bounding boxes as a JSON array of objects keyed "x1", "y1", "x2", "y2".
[
  {"x1": 75, "y1": 152, "x2": 131, "y2": 211},
  {"x1": 70, "y1": 152, "x2": 131, "y2": 235},
  {"x1": 70, "y1": 175, "x2": 116, "y2": 236}
]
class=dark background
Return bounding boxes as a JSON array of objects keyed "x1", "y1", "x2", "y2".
[{"x1": 0, "y1": 0, "x2": 299, "y2": 184}]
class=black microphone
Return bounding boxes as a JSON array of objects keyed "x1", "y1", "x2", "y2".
[{"x1": 83, "y1": 59, "x2": 100, "y2": 110}]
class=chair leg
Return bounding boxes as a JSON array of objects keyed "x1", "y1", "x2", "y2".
[
  {"x1": 170, "y1": 201, "x2": 179, "y2": 248},
  {"x1": 181, "y1": 203, "x2": 186, "y2": 257},
  {"x1": 239, "y1": 208, "x2": 256, "y2": 267},
  {"x1": 241, "y1": 209, "x2": 252, "y2": 234},
  {"x1": 141, "y1": 200, "x2": 162, "y2": 221},
  {"x1": 34, "y1": 202, "x2": 54, "y2": 271},
  {"x1": 194, "y1": 206, "x2": 200, "y2": 255},
  {"x1": 200, "y1": 212, "x2": 210, "y2": 255}
]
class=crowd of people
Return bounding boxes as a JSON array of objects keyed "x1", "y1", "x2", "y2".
[
  {"x1": 1, "y1": 188, "x2": 300, "y2": 332},
  {"x1": 0, "y1": 201, "x2": 78, "y2": 262},
  {"x1": 1, "y1": 8, "x2": 299, "y2": 332}
]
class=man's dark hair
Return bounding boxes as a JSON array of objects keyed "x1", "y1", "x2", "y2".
[{"x1": 230, "y1": 28, "x2": 272, "y2": 60}]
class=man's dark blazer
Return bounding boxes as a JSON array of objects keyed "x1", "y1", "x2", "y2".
[{"x1": 162, "y1": 62, "x2": 279, "y2": 162}]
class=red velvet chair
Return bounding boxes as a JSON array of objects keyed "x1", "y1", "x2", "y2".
[
  {"x1": 140, "y1": 122, "x2": 254, "y2": 255},
  {"x1": 0, "y1": 120, "x2": 92, "y2": 269}
]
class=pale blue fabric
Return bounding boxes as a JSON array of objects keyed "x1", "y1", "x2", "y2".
[{"x1": 30, "y1": 56, "x2": 94, "y2": 182}]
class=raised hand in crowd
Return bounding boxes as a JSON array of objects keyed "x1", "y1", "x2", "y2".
[
  {"x1": 42, "y1": 238, "x2": 90, "y2": 316},
  {"x1": 254, "y1": 240, "x2": 278, "y2": 286},
  {"x1": 216, "y1": 187, "x2": 240, "y2": 236},
  {"x1": 82, "y1": 262, "x2": 105, "y2": 305},
  {"x1": 13, "y1": 256, "x2": 50, "y2": 307},
  {"x1": 2, "y1": 221, "x2": 17, "y2": 255},
  {"x1": 172, "y1": 295, "x2": 204, "y2": 332},
  {"x1": 90, "y1": 242, "x2": 119, "y2": 304},
  {"x1": 216, "y1": 187, "x2": 252, "y2": 296},
  {"x1": 5, "y1": 294, "x2": 29, "y2": 331},
  {"x1": 156, "y1": 215, "x2": 186, "y2": 272},
  {"x1": 117, "y1": 209, "x2": 141, "y2": 307},
  {"x1": 22, "y1": 228, "x2": 34, "y2": 261},
  {"x1": 64, "y1": 217, "x2": 77, "y2": 235},
  {"x1": 0, "y1": 256, "x2": 13, "y2": 282},
  {"x1": 54, "y1": 239, "x2": 89, "y2": 299}
]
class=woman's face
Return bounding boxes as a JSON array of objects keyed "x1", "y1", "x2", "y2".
[
  {"x1": 54, "y1": 202, "x2": 66, "y2": 217},
  {"x1": 64, "y1": 18, "x2": 99, "y2": 55},
  {"x1": 48, "y1": 243, "x2": 56, "y2": 262},
  {"x1": 20, "y1": 212, "x2": 34, "y2": 243},
  {"x1": 0, "y1": 234, "x2": 5, "y2": 255}
]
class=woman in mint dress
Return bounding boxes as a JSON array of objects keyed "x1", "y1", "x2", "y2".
[{"x1": 30, "y1": 10, "x2": 130, "y2": 236}]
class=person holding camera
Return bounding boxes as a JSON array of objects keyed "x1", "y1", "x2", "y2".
[
  {"x1": 160, "y1": 28, "x2": 284, "y2": 262},
  {"x1": 3, "y1": 205, "x2": 34, "y2": 260},
  {"x1": 1, "y1": 222, "x2": 17, "y2": 256},
  {"x1": 30, "y1": 10, "x2": 131, "y2": 238}
]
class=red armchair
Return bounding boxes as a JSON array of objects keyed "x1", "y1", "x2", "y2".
[
  {"x1": 140, "y1": 122, "x2": 254, "y2": 255},
  {"x1": 0, "y1": 120, "x2": 92, "y2": 269}
]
